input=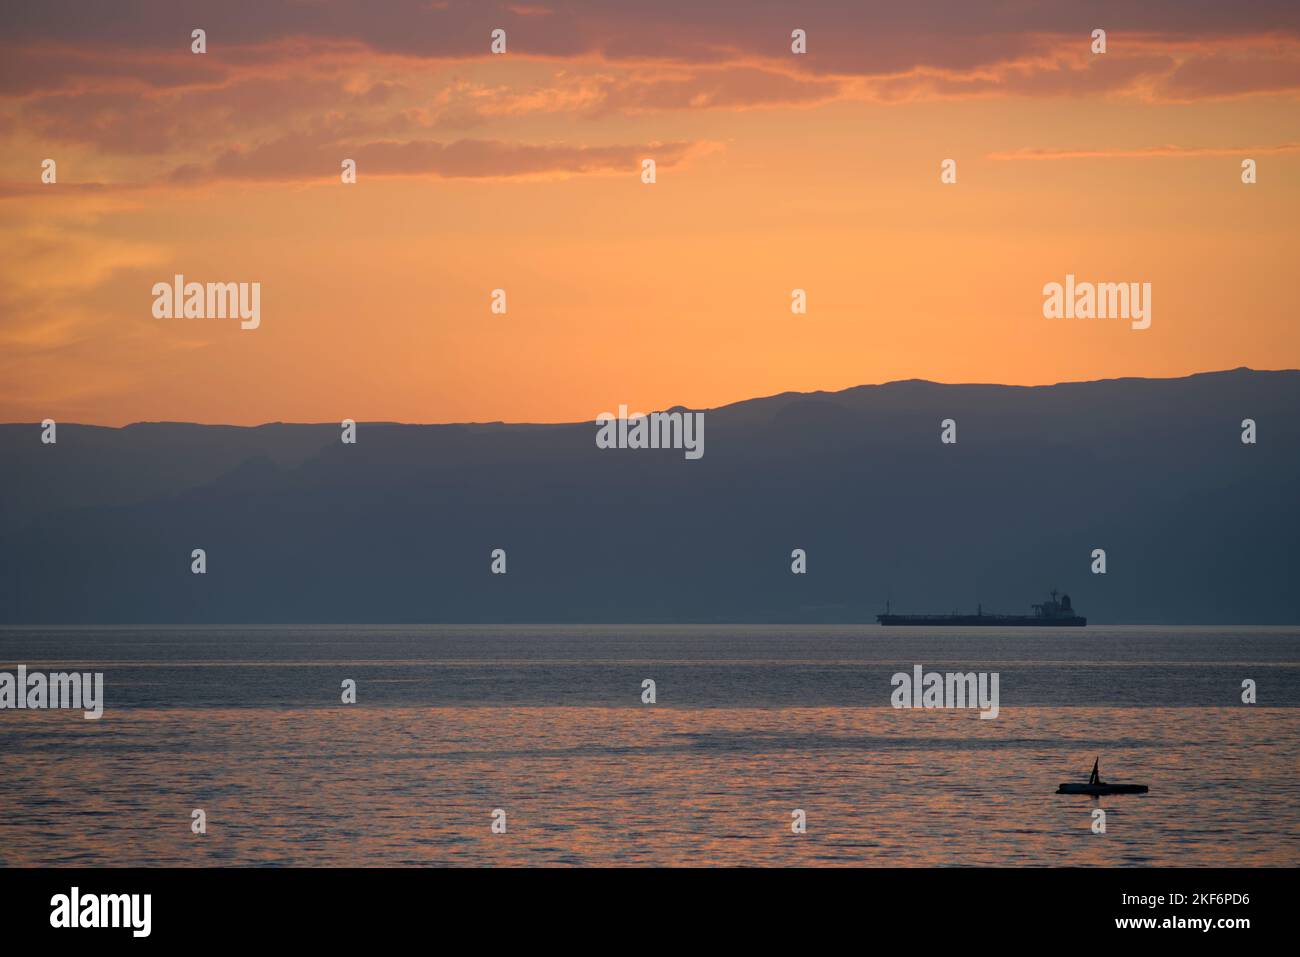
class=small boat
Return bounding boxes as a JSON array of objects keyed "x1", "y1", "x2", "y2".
[
  {"x1": 1056, "y1": 782, "x2": 1148, "y2": 796},
  {"x1": 1056, "y1": 757, "x2": 1148, "y2": 796}
]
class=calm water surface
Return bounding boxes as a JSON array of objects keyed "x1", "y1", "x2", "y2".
[{"x1": 1, "y1": 625, "x2": 1297, "y2": 866}]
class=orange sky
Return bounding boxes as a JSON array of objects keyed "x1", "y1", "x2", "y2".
[{"x1": 2, "y1": 2, "x2": 1299, "y2": 425}]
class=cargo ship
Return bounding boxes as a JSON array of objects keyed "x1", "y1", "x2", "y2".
[{"x1": 877, "y1": 590, "x2": 1085, "y2": 627}]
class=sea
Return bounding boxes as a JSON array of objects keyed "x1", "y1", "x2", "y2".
[{"x1": 1, "y1": 625, "x2": 1297, "y2": 866}]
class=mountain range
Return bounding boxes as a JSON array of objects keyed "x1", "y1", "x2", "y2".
[{"x1": 1, "y1": 368, "x2": 1296, "y2": 624}]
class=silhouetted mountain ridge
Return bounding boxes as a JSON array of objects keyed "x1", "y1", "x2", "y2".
[{"x1": 2, "y1": 368, "x2": 1296, "y2": 623}]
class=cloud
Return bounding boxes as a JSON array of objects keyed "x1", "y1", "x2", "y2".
[
  {"x1": 0, "y1": 44, "x2": 230, "y2": 96},
  {"x1": 582, "y1": 66, "x2": 843, "y2": 113},
  {"x1": 1157, "y1": 48, "x2": 1300, "y2": 99},
  {"x1": 3, "y1": 2, "x2": 1298, "y2": 193},
  {"x1": 3, "y1": 2, "x2": 1299, "y2": 99},
  {"x1": 17, "y1": 73, "x2": 412, "y2": 154},
  {"x1": 168, "y1": 136, "x2": 703, "y2": 184},
  {"x1": 988, "y1": 143, "x2": 1300, "y2": 160}
]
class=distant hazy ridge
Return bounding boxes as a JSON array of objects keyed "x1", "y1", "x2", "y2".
[{"x1": 2, "y1": 369, "x2": 1296, "y2": 624}]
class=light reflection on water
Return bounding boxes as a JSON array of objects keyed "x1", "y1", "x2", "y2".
[
  {"x1": 1, "y1": 706, "x2": 1296, "y2": 866},
  {"x1": 0, "y1": 625, "x2": 1296, "y2": 866}
]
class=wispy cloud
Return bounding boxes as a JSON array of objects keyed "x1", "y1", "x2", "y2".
[
  {"x1": 988, "y1": 143, "x2": 1300, "y2": 160},
  {"x1": 168, "y1": 135, "x2": 706, "y2": 184}
]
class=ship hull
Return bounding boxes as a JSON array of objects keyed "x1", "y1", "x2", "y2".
[
  {"x1": 877, "y1": 615, "x2": 1086, "y2": 627},
  {"x1": 1056, "y1": 783, "x2": 1147, "y2": 795}
]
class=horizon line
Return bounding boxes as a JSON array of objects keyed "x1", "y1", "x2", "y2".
[
  {"x1": 6, "y1": 365, "x2": 1296, "y2": 431},
  {"x1": 3, "y1": 622, "x2": 1298, "y2": 629}
]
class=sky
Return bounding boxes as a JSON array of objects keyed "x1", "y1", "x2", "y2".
[{"x1": 2, "y1": 0, "x2": 1298, "y2": 425}]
